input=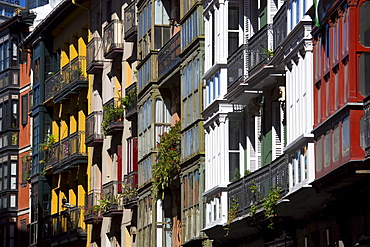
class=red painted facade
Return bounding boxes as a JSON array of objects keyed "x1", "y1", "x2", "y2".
[{"x1": 313, "y1": 0, "x2": 366, "y2": 179}]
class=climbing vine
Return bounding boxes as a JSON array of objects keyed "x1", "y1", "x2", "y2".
[
  {"x1": 224, "y1": 196, "x2": 239, "y2": 237},
  {"x1": 153, "y1": 121, "x2": 181, "y2": 199}
]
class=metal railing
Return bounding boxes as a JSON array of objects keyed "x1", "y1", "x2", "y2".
[
  {"x1": 85, "y1": 111, "x2": 103, "y2": 144},
  {"x1": 104, "y1": 19, "x2": 124, "y2": 55},
  {"x1": 84, "y1": 189, "x2": 102, "y2": 222},
  {"x1": 227, "y1": 155, "x2": 288, "y2": 218},
  {"x1": 122, "y1": 171, "x2": 138, "y2": 202},
  {"x1": 273, "y1": 3, "x2": 287, "y2": 50},
  {"x1": 70, "y1": 56, "x2": 87, "y2": 82},
  {"x1": 50, "y1": 207, "x2": 86, "y2": 237},
  {"x1": 44, "y1": 71, "x2": 62, "y2": 101},
  {"x1": 248, "y1": 24, "x2": 274, "y2": 73},
  {"x1": 227, "y1": 44, "x2": 248, "y2": 88},
  {"x1": 125, "y1": 83, "x2": 137, "y2": 118},
  {"x1": 86, "y1": 37, "x2": 104, "y2": 69},
  {"x1": 158, "y1": 31, "x2": 181, "y2": 78},
  {"x1": 59, "y1": 131, "x2": 87, "y2": 161},
  {"x1": 124, "y1": 0, "x2": 137, "y2": 41}
]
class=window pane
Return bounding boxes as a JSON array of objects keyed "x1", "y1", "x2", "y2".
[
  {"x1": 333, "y1": 125, "x2": 340, "y2": 162},
  {"x1": 316, "y1": 138, "x2": 322, "y2": 172},
  {"x1": 324, "y1": 131, "x2": 330, "y2": 167},
  {"x1": 360, "y1": 2, "x2": 370, "y2": 47},
  {"x1": 342, "y1": 117, "x2": 350, "y2": 156}
]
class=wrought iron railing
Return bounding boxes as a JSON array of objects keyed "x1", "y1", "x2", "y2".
[
  {"x1": 227, "y1": 44, "x2": 248, "y2": 88},
  {"x1": 70, "y1": 56, "x2": 87, "y2": 82},
  {"x1": 102, "y1": 180, "x2": 125, "y2": 212},
  {"x1": 50, "y1": 207, "x2": 86, "y2": 237},
  {"x1": 227, "y1": 155, "x2": 288, "y2": 218},
  {"x1": 86, "y1": 37, "x2": 104, "y2": 71},
  {"x1": 273, "y1": 3, "x2": 287, "y2": 50},
  {"x1": 84, "y1": 189, "x2": 102, "y2": 223},
  {"x1": 85, "y1": 111, "x2": 103, "y2": 144},
  {"x1": 122, "y1": 171, "x2": 138, "y2": 202},
  {"x1": 124, "y1": 0, "x2": 137, "y2": 41},
  {"x1": 104, "y1": 19, "x2": 124, "y2": 56},
  {"x1": 248, "y1": 24, "x2": 274, "y2": 73},
  {"x1": 125, "y1": 83, "x2": 137, "y2": 118},
  {"x1": 59, "y1": 131, "x2": 87, "y2": 161},
  {"x1": 158, "y1": 31, "x2": 181, "y2": 78},
  {"x1": 44, "y1": 71, "x2": 62, "y2": 101}
]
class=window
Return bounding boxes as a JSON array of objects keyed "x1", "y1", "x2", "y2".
[
  {"x1": 316, "y1": 137, "x2": 322, "y2": 172},
  {"x1": 360, "y1": 2, "x2": 370, "y2": 47},
  {"x1": 181, "y1": 8, "x2": 203, "y2": 50},
  {"x1": 324, "y1": 131, "x2": 331, "y2": 167},
  {"x1": 229, "y1": 120, "x2": 241, "y2": 181},
  {"x1": 359, "y1": 52, "x2": 370, "y2": 97},
  {"x1": 22, "y1": 95, "x2": 28, "y2": 125},
  {"x1": 342, "y1": 117, "x2": 350, "y2": 156},
  {"x1": 332, "y1": 124, "x2": 340, "y2": 162},
  {"x1": 228, "y1": 2, "x2": 240, "y2": 56}
]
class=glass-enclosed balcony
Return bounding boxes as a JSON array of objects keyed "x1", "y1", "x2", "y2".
[
  {"x1": 86, "y1": 37, "x2": 104, "y2": 74},
  {"x1": 104, "y1": 19, "x2": 124, "y2": 58},
  {"x1": 227, "y1": 155, "x2": 288, "y2": 219},
  {"x1": 0, "y1": 131, "x2": 19, "y2": 151},
  {"x1": 124, "y1": 0, "x2": 137, "y2": 42},
  {"x1": 0, "y1": 69, "x2": 19, "y2": 90},
  {"x1": 101, "y1": 180, "x2": 125, "y2": 217},
  {"x1": 85, "y1": 111, "x2": 103, "y2": 147},
  {"x1": 158, "y1": 32, "x2": 181, "y2": 79},
  {"x1": 84, "y1": 189, "x2": 103, "y2": 224}
]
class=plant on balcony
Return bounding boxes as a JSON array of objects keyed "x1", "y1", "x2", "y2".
[
  {"x1": 84, "y1": 204, "x2": 101, "y2": 217},
  {"x1": 249, "y1": 182, "x2": 282, "y2": 229},
  {"x1": 153, "y1": 121, "x2": 181, "y2": 199},
  {"x1": 121, "y1": 183, "x2": 138, "y2": 199},
  {"x1": 40, "y1": 134, "x2": 57, "y2": 152},
  {"x1": 102, "y1": 98, "x2": 125, "y2": 136},
  {"x1": 262, "y1": 186, "x2": 282, "y2": 229},
  {"x1": 98, "y1": 193, "x2": 122, "y2": 213},
  {"x1": 121, "y1": 90, "x2": 137, "y2": 109},
  {"x1": 224, "y1": 196, "x2": 239, "y2": 237}
]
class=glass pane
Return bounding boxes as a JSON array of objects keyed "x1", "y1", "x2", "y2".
[
  {"x1": 360, "y1": 2, "x2": 370, "y2": 47},
  {"x1": 229, "y1": 152, "x2": 240, "y2": 182},
  {"x1": 342, "y1": 117, "x2": 350, "y2": 156},
  {"x1": 229, "y1": 120, "x2": 240, "y2": 150},
  {"x1": 324, "y1": 131, "x2": 330, "y2": 167},
  {"x1": 316, "y1": 138, "x2": 322, "y2": 172},
  {"x1": 359, "y1": 53, "x2": 370, "y2": 97},
  {"x1": 333, "y1": 125, "x2": 340, "y2": 162},
  {"x1": 228, "y1": 3, "x2": 239, "y2": 30}
]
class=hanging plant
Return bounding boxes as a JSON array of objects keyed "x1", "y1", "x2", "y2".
[{"x1": 153, "y1": 121, "x2": 181, "y2": 199}]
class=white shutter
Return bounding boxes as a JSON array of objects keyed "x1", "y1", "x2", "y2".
[{"x1": 272, "y1": 102, "x2": 284, "y2": 159}]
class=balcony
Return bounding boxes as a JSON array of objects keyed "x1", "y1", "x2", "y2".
[
  {"x1": 125, "y1": 83, "x2": 137, "y2": 120},
  {"x1": 124, "y1": 0, "x2": 137, "y2": 42},
  {"x1": 158, "y1": 31, "x2": 181, "y2": 79},
  {"x1": 104, "y1": 19, "x2": 124, "y2": 59},
  {"x1": 103, "y1": 98, "x2": 124, "y2": 136},
  {"x1": 54, "y1": 56, "x2": 88, "y2": 103},
  {"x1": 29, "y1": 221, "x2": 38, "y2": 246},
  {"x1": 248, "y1": 24, "x2": 274, "y2": 74},
  {"x1": 122, "y1": 171, "x2": 138, "y2": 209},
  {"x1": 101, "y1": 180, "x2": 125, "y2": 217},
  {"x1": 84, "y1": 189, "x2": 103, "y2": 224},
  {"x1": 86, "y1": 37, "x2": 104, "y2": 74},
  {"x1": 0, "y1": 69, "x2": 19, "y2": 90},
  {"x1": 85, "y1": 111, "x2": 104, "y2": 147},
  {"x1": 227, "y1": 155, "x2": 288, "y2": 221},
  {"x1": 52, "y1": 131, "x2": 88, "y2": 173},
  {"x1": 227, "y1": 44, "x2": 248, "y2": 90},
  {"x1": 44, "y1": 72, "x2": 62, "y2": 104},
  {"x1": 42, "y1": 207, "x2": 87, "y2": 245}
]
